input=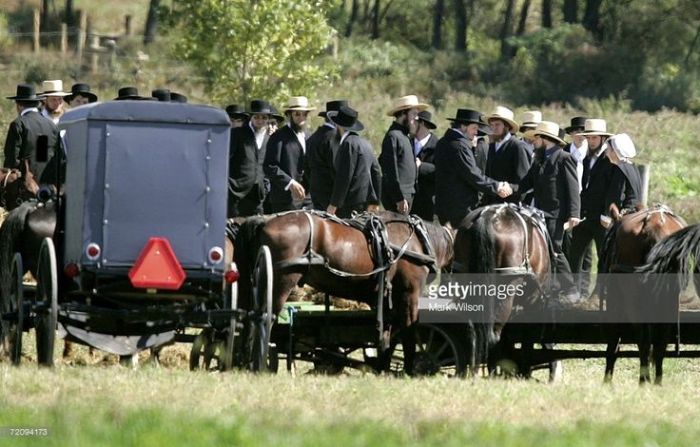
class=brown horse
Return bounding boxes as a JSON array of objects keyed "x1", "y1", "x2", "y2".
[
  {"x1": 452, "y1": 203, "x2": 551, "y2": 376},
  {"x1": 601, "y1": 205, "x2": 686, "y2": 384},
  {"x1": 234, "y1": 210, "x2": 455, "y2": 374}
]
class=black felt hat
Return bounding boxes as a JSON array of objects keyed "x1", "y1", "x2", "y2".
[
  {"x1": 319, "y1": 99, "x2": 348, "y2": 117},
  {"x1": 7, "y1": 84, "x2": 41, "y2": 101},
  {"x1": 152, "y1": 88, "x2": 171, "y2": 102},
  {"x1": 565, "y1": 116, "x2": 588, "y2": 134},
  {"x1": 247, "y1": 99, "x2": 273, "y2": 115},
  {"x1": 417, "y1": 110, "x2": 437, "y2": 129},
  {"x1": 327, "y1": 105, "x2": 364, "y2": 131},
  {"x1": 447, "y1": 108, "x2": 484, "y2": 126},
  {"x1": 114, "y1": 86, "x2": 151, "y2": 100},
  {"x1": 65, "y1": 83, "x2": 98, "y2": 103},
  {"x1": 170, "y1": 92, "x2": 188, "y2": 103}
]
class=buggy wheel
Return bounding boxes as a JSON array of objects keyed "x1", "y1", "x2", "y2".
[
  {"x1": 1, "y1": 253, "x2": 25, "y2": 365},
  {"x1": 35, "y1": 238, "x2": 57, "y2": 367},
  {"x1": 219, "y1": 278, "x2": 238, "y2": 371},
  {"x1": 387, "y1": 323, "x2": 466, "y2": 377},
  {"x1": 189, "y1": 328, "x2": 217, "y2": 370},
  {"x1": 248, "y1": 245, "x2": 274, "y2": 372}
]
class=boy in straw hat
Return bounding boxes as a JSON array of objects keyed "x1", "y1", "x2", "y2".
[
  {"x1": 38, "y1": 79, "x2": 70, "y2": 124},
  {"x1": 380, "y1": 95, "x2": 428, "y2": 214},
  {"x1": 516, "y1": 121, "x2": 581, "y2": 302},
  {"x1": 483, "y1": 105, "x2": 531, "y2": 205},
  {"x1": 263, "y1": 96, "x2": 315, "y2": 212}
]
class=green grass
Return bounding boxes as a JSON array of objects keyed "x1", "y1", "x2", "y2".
[{"x1": 3, "y1": 348, "x2": 700, "y2": 446}]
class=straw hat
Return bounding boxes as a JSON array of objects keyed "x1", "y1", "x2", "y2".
[
  {"x1": 580, "y1": 118, "x2": 612, "y2": 136},
  {"x1": 38, "y1": 80, "x2": 70, "y2": 97},
  {"x1": 523, "y1": 121, "x2": 565, "y2": 145},
  {"x1": 484, "y1": 106, "x2": 519, "y2": 132},
  {"x1": 284, "y1": 96, "x2": 316, "y2": 112},
  {"x1": 519, "y1": 110, "x2": 542, "y2": 133},
  {"x1": 386, "y1": 95, "x2": 429, "y2": 116},
  {"x1": 607, "y1": 133, "x2": 636, "y2": 159}
]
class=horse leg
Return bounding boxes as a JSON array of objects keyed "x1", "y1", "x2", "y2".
[
  {"x1": 604, "y1": 328, "x2": 621, "y2": 383},
  {"x1": 518, "y1": 341, "x2": 533, "y2": 379},
  {"x1": 653, "y1": 323, "x2": 668, "y2": 386},
  {"x1": 638, "y1": 324, "x2": 652, "y2": 384}
]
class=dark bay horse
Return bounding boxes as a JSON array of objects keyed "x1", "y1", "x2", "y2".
[
  {"x1": 453, "y1": 204, "x2": 551, "y2": 376},
  {"x1": 600, "y1": 205, "x2": 686, "y2": 384},
  {"x1": 234, "y1": 210, "x2": 455, "y2": 374}
]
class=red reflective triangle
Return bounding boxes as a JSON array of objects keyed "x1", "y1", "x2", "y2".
[{"x1": 128, "y1": 237, "x2": 186, "y2": 290}]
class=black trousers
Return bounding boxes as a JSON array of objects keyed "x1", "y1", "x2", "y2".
[
  {"x1": 546, "y1": 218, "x2": 576, "y2": 293},
  {"x1": 568, "y1": 217, "x2": 608, "y2": 294},
  {"x1": 563, "y1": 229, "x2": 592, "y2": 294},
  {"x1": 228, "y1": 189, "x2": 264, "y2": 218}
]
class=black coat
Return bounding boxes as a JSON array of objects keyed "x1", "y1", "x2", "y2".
[
  {"x1": 330, "y1": 132, "x2": 381, "y2": 211},
  {"x1": 263, "y1": 125, "x2": 308, "y2": 210},
  {"x1": 411, "y1": 132, "x2": 439, "y2": 220},
  {"x1": 484, "y1": 136, "x2": 531, "y2": 204},
  {"x1": 306, "y1": 123, "x2": 339, "y2": 210},
  {"x1": 228, "y1": 124, "x2": 268, "y2": 216},
  {"x1": 607, "y1": 162, "x2": 642, "y2": 211},
  {"x1": 473, "y1": 137, "x2": 489, "y2": 174},
  {"x1": 580, "y1": 150, "x2": 615, "y2": 219},
  {"x1": 379, "y1": 122, "x2": 417, "y2": 206},
  {"x1": 434, "y1": 129, "x2": 502, "y2": 226},
  {"x1": 3, "y1": 109, "x2": 59, "y2": 181},
  {"x1": 517, "y1": 147, "x2": 580, "y2": 220}
]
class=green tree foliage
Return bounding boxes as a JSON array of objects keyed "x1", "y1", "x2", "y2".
[{"x1": 163, "y1": 0, "x2": 338, "y2": 105}]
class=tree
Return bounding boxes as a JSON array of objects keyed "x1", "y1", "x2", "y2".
[
  {"x1": 583, "y1": 0, "x2": 603, "y2": 40},
  {"x1": 563, "y1": 0, "x2": 578, "y2": 23},
  {"x1": 542, "y1": 0, "x2": 553, "y2": 28},
  {"x1": 346, "y1": 0, "x2": 360, "y2": 37},
  {"x1": 454, "y1": 0, "x2": 467, "y2": 51},
  {"x1": 166, "y1": 0, "x2": 337, "y2": 105},
  {"x1": 371, "y1": 0, "x2": 380, "y2": 39},
  {"x1": 516, "y1": 0, "x2": 531, "y2": 36},
  {"x1": 500, "y1": 0, "x2": 516, "y2": 60},
  {"x1": 144, "y1": 0, "x2": 160, "y2": 45},
  {"x1": 432, "y1": 0, "x2": 445, "y2": 49}
]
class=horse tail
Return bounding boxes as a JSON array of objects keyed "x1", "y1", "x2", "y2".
[
  {"x1": 233, "y1": 216, "x2": 268, "y2": 311},
  {"x1": 644, "y1": 224, "x2": 700, "y2": 282},
  {"x1": 0, "y1": 202, "x2": 34, "y2": 300}
]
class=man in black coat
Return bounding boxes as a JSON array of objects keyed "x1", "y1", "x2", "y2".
[
  {"x1": 326, "y1": 106, "x2": 381, "y2": 218},
  {"x1": 605, "y1": 133, "x2": 643, "y2": 214},
  {"x1": 380, "y1": 95, "x2": 428, "y2": 214},
  {"x1": 3, "y1": 84, "x2": 60, "y2": 205},
  {"x1": 411, "y1": 111, "x2": 439, "y2": 221},
  {"x1": 263, "y1": 96, "x2": 315, "y2": 212},
  {"x1": 483, "y1": 106, "x2": 531, "y2": 204},
  {"x1": 228, "y1": 99, "x2": 272, "y2": 218},
  {"x1": 567, "y1": 119, "x2": 620, "y2": 295},
  {"x1": 515, "y1": 121, "x2": 580, "y2": 299},
  {"x1": 306, "y1": 100, "x2": 346, "y2": 211},
  {"x1": 434, "y1": 109, "x2": 511, "y2": 227}
]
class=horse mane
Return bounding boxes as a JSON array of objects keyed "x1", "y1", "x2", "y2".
[
  {"x1": 467, "y1": 209, "x2": 496, "y2": 273},
  {"x1": 0, "y1": 202, "x2": 36, "y2": 299},
  {"x1": 643, "y1": 223, "x2": 700, "y2": 289}
]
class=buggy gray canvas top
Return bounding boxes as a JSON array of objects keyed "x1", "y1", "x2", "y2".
[{"x1": 59, "y1": 101, "x2": 231, "y2": 273}]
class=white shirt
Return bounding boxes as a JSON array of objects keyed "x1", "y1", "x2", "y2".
[
  {"x1": 414, "y1": 133, "x2": 431, "y2": 156},
  {"x1": 249, "y1": 122, "x2": 266, "y2": 150},
  {"x1": 295, "y1": 130, "x2": 306, "y2": 153},
  {"x1": 494, "y1": 132, "x2": 512, "y2": 152},
  {"x1": 339, "y1": 130, "x2": 350, "y2": 146},
  {"x1": 568, "y1": 140, "x2": 588, "y2": 192},
  {"x1": 588, "y1": 143, "x2": 607, "y2": 170}
]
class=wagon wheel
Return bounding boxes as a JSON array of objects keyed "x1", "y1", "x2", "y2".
[
  {"x1": 34, "y1": 238, "x2": 58, "y2": 367},
  {"x1": 387, "y1": 323, "x2": 466, "y2": 377},
  {"x1": 189, "y1": 328, "x2": 217, "y2": 370},
  {"x1": 219, "y1": 279, "x2": 239, "y2": 371},
  {"x1": 1, "y1": 253, "x2": 25, "y2": 365},
  {"x1": 247, "y1": 245, "x2": 275, "y2": 372}
]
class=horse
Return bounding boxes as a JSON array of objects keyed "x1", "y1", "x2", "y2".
[
  {"x1": 233, "y1": 210, "x2": 455, "y2": 374},
  {"x1": 452, "y1": 203, "x2": 552, "y2": 378},
  {"x1": 0, "y1": 200, "x2": 57, "y2": 360},
  {"x1": 600, "y1": 205, "x2": 686, "y2": 384}
]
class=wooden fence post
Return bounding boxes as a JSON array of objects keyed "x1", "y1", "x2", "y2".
[
  {"x1": 90, "y1": 35, "x2": 100, "y2": 73},
  {"x1": 76, "y1": 10, "x2": 86, "y2": 62},
  {"x1": 125, "y1": 15, "x2": 132, "y2": 36},
  {"x1": 33, "y1": 8, "x2": 41, "y2": 53},
  {"x1": 61, "y1": 23, "x2": 68, "y2": 54}
]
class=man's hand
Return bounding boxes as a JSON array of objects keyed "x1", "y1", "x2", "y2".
[
  {"x1": 566, "y1": 217, "x2": 582, "y2": 230},
  {"x1": 397, "y1": 199, "x2": 410, "y2": 214},
  {"x1": 289, "y1": 180, "x2": 306, "y2": 201},
  {"x1": 416, "y1": 157, "x2": 422, "y2": 169},
  {"x1": 24, "y1": 172, "x2": 39, "y2": 195},
  {"x1": 326, "y1": 205, "x2": 337, "y2": 215},
  {"x1": 367, "y1": 204, "x2": 379, "y2": 213},
  {"x1": 496, "y1": 182, "x2": 512, "y2": 198}
]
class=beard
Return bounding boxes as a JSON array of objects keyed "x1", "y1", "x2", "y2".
[{"x1": 290, "y1": 120, "x2": 304, "y2": 133}]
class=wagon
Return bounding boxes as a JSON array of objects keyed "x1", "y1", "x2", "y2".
[{"x1": 2, "y1": 100, "x2": 242, "y2": 368}]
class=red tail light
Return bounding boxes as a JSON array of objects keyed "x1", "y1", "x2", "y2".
[
  {"x1": 225, "y1": 269, "x2": 240, "y2": 284},
  {"x1": 86, "y1": 243, "x2": 101, "y2": 260},
  {"x1": 64, "y1": 263, "x2": 80, "y2": 278},
  {"x1": 208, "y1": 246, "x2": 224, "y2": 264}
]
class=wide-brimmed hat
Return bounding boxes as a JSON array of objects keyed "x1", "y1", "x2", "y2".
[
  {"x1": 38, "y1": 80, "x2": 70, "y2": 97},
  {"x1": 319, "y1": 100, "x2": 348, "y2": 117},
  {"x1": 447, "y1": 108, "x2": 484, "y2": 125},
  {"x1": 225, "y1": 104, "x2": 248, "y2": 119},
  {"x1": 417, "y1": 110, "x2": 437, "y2": 129},
  {"x1": 386, "y1": 95, "x2": 429, "y2": 116},
  {"x1": 328, "y1": 105, "x2": 364, "y2": 131},
  {"x1": 114, "y1": 86, "x2": 152, "y2": 100},
  {"x1": 269, "y1": 105, "x2": 285, "y2": 124},
  {"x1": 565, "y1": 116, "x2": 588, "y2": 134},
  {"x1": 519, "y1": 110, "x2": 542, "y2": 133},
  {"x1": 484, "y1": 106, "x2": 519, "y2": 132},
  {"x1": 247, "y1": 99, "x2": 273, "y2": 115},
  {"x1": 284, "y1": 96, "x2": 316, "y2": 112},
  {"x1": 6, "y1": 84, "x2": 41, "y2": 101},
  {"x1": 170, "y1": 92, "x2": 187, "y2": 103},
  {"x1": 523, "y1": 121, "x2": 565, "y2": 145},
  {"x1": 580, "y1": 118, "x2": 612, "y2": 136},
  {"x1": 65, "y1": 83, "x2": 98, "y2": 103},
  {"x1": 152, "y1": 88, "x2": 171, "y2": 102},
  {"x1": 608, "y1": 133, "x2": 636, "y2": 159}
]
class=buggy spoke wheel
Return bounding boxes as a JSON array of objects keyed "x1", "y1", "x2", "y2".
[
  {"x1": 388, "y1": 324, "x2": 466, "y2": 377},
  {"x1": 190, "y1": 329, "x2": 216, "y2": 370},
  {"x1": 1, "y1": 253, "x2": 24, "y2": 365},
  {"x1": 219, "y1": 279, "x2": 238, "y2": 371},
  {"x1": 35, "y1": 238, "x2": 57, "y2": 367},
  {"x1": 248, "y1": 245, "x2": 275, "y2": 372}
]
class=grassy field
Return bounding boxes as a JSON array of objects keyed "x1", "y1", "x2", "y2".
[{"x1": 3, "y1": 343, "x2": 700, "y2": 446}]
